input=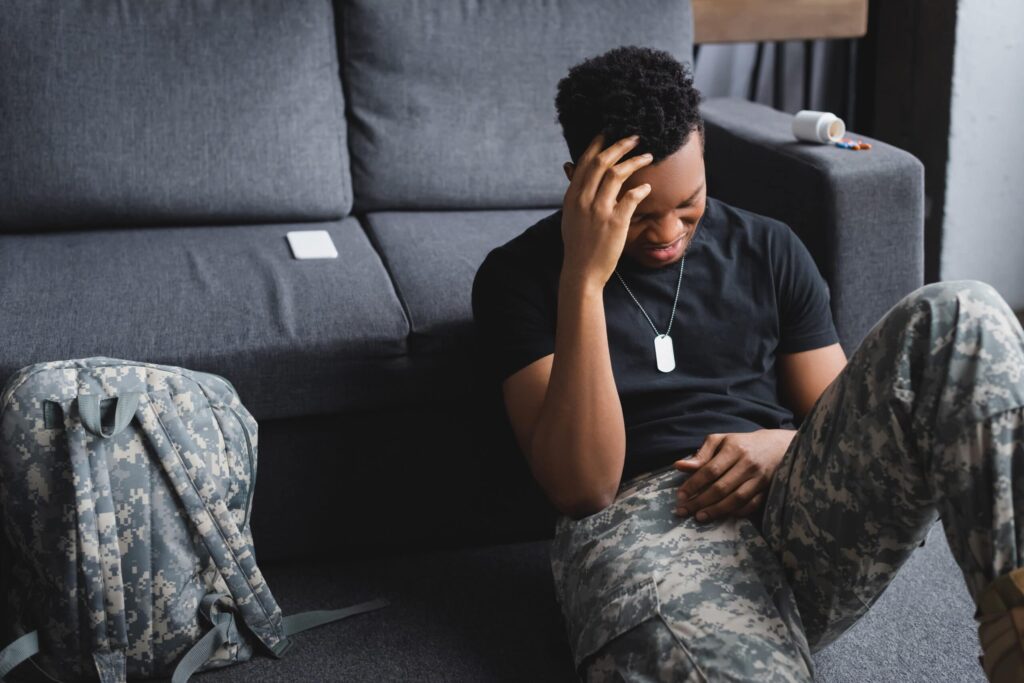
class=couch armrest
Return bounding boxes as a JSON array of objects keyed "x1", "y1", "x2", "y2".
[{"x1": 701, "y1": 97, "x2": 925, "y2": 355}]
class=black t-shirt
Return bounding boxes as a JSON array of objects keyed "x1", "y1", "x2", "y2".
[{"x1": 470, "y1": 196, "x2": 840, "y2": 482}]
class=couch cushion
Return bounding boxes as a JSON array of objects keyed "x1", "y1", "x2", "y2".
[
  {"x1": 0, "y1": 220, "x2": 408, "y2": 419},
  {"x1": 0, "y1": 0, "x2": 351, "y2": 232},
  {"x1": 341, "y1": 0, "x2": 694, "y2": 212},
  {"x1": 363, "y1": 209, "x2": 557, "y2": 354}
]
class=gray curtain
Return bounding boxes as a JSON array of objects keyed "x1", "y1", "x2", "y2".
[{"x1": 694, "y1": 40, "x2": 858, "y2": 128}]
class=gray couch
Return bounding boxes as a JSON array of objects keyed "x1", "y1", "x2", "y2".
[{"x1": 0, "y1": 0, "x2": 984, "y2": 680}]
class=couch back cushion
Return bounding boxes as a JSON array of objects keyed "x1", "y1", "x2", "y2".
[
  {"x1": 0, "y1": 0, "x2": 351, "y2": 232},
  {"x1": 341, "y1": 0, "x2": 694, "y2": 212}
]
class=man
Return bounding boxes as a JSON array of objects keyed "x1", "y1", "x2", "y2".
[{"x1": 470, "y1": 45, "x2": 1024, "y2": 682}]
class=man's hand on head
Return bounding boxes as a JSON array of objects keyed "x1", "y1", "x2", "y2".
[
  {"x1": 560, "y1": 131, "x2": 653, "y2": 289},
  {"x1": 672, "y1": 429, "x2": 798, "y2": 523}
]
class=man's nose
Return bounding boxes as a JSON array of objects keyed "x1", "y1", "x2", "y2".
[{"x1": 647, "y1": 214, "x2": 684, "y2": 240}]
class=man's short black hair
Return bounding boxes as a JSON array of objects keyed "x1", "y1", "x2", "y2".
[{"x1": 555, "y1": 45, "x2": 703, "y2": 164}]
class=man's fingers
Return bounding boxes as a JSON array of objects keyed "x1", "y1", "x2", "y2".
[
  {"x1": 600, "y1": 152, "x2": 654, "y2": 212},
  {"x1": 694, "y1": 433, "x2": 725, "y2": 463},
  {"x1": 574, "y1": 134, "x2": 640, "y2": 207},
  {"x1": 610, "y1": 182, "x2": 652, "y2": 224},
  {"x1": 733, "y1": 492, "x2": 767, "y2": 519},
  {"x1": 675, "y1": 459, "x2": 746, "y2": 516},
  {"x1": 674, "y1": 433, "x2": 722, "y2": 470},
  {"x1": 687, "y1": 480, "x2": 763, "y2": 522},
  {"x1": 676, "y1": 435, "x2": 732, "y2": 500},
  {"x1": 563, "y1": 131, "x2": 605, "y2": 203},
  {"x1": 574, "y1": 131, "x2": 606, "y2": 170}
]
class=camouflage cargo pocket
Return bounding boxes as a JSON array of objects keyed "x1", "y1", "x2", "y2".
[
  {"x1": 551, "y1": 498, "x2": 636, "y2": 604},
  {"x1": 553, "y1": 512, "x2": 695, "y2": 674},
  {"x1": 570, "y1": 571, "x2": 665, "y2": 673}
]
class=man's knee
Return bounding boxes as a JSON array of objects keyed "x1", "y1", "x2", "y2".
[
  {"x1": 888, "y1": 278, "x2": 1024, "y2": 418},
  {"x1": 891, "y1": 279, "x2": 1015, "y2": 340},
  {"x1": 904, "y1": 279, "x2": 1008, "y2": 316}
]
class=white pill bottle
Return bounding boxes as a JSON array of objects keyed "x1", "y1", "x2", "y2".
[{"x1": 792, "y1": 110, "x2": 846, "y2": 144}]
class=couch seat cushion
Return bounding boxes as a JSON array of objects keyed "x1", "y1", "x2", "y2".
[
  {"x1": 363, "y1": 209, "x2": 556, "y2": 355},
  {"x1": 0, "y1": 220, "x2": 408, "y2": 419}
]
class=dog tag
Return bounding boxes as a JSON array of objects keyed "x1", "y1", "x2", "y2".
[{"x1": 654, "y1": 334, "x2": 675, "y2": 372}]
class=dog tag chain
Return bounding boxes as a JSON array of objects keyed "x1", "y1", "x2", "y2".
[{"x1": 614, "y1": 255, "x2": 685, "y2": 373}]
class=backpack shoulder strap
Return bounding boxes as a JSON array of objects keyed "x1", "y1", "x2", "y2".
[
  {"x1": 0, "y1": 631, "x2": 39, "y2": 681},
  {"x1": 282, "y1": 598, "x2": 391, "y2": 638},
  {"x1": 166, "y1": 597, "x2": 392, "y2": 683},
  {"x1": 134, "y1": 390, "x2": 287, "y2": 655},
  {"x1": 67, "y1": 395, "x2": 133, "y2": 681}
]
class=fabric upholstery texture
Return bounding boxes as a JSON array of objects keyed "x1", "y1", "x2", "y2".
[
  {"x1": 0, "y1": 220, "x2": 408, "y2": 419},
  {"x1": 340, "y1": 0, "x2": 694, "y2": 212},
  {"x1": 0, "y1": 0, "x2": 351, "y2": 232},
  {"x1": 363, "y1": 208, "x2": 558, "y2": 354},
  {"x1": 700, "y1": 97, "x2": 926, "y2": 355}
]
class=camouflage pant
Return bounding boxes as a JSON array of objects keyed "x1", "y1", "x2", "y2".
[{"x1": 549, "y1": 280, "x2": 1024, "y2": 682}]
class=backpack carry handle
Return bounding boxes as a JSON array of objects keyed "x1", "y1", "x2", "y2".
[{"x1": 78, "y1": 392, "x2": 141, "y2": 439}]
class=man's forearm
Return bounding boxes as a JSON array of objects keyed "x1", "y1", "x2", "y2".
[{"x1": 529, "y1": 272, "x2": 626, "y2": 519}]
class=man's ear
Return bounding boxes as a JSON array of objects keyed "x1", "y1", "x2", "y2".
[{"x1": 563, "y1": 161, "x2": 574, "y2": 183}]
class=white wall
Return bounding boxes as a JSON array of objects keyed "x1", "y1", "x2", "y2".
[{"x1": 941, "y1": 0, "x2": 1024, "y2": 310}]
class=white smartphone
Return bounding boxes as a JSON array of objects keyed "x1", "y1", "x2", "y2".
[{"x1": 286, "y1": 230, "x2": 338, "y2": 259}]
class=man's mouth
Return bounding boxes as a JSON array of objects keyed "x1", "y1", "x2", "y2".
[
  {"x1": 644, "y1": 235, "x2": 685, "y2": 261},
  {"x1": 645, "y1": 235, "x2": 684, "y2": 251},
  {"x1": 643, "y1": 235, "x2": 684, "y2": 253}
]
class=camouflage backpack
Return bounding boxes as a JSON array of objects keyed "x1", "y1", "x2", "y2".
[{"x1": 0, "y1": 358, "x2": 388, "y2": 682}]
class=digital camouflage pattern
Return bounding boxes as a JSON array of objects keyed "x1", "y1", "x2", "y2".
[
  {"x1": 0, "y1": 358, "x2": 286, "y2": 682},
  {"x1": 550, "y1": 280, "x2": 1024, "y2": 681},
  {"x1": 550, "y1": 464, "x2": 811, "y2": 682}
]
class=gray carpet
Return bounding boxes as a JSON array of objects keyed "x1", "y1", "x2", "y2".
[{"x1": 196, "y1": 521, "x2": 984, "y2": 682}]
